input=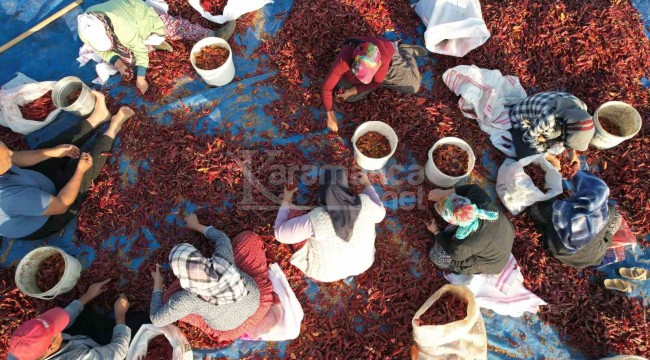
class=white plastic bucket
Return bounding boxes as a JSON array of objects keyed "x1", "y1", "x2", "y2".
[
  {"x1": 590, "y1": 101, "x2": 642, "y2": 150},
  {"x1": 425, "y1": 137, "x2": 476, "y2": 188},
  {"x1": 351, "y1": 121, "x2": 399, "y2": 171},
  {"x1": 15, "y1": 246, "x2": 82, "y2": 300},
  {"x1": 52, "y1": 76, "x2": 96, "y2": 117},
  {"x1": 190, "y1": 37, "x2": 236, "y2": 87}
]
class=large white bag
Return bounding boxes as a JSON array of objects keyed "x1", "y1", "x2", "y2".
[
  {"x1": 189, "y1": 0, "x2": 274, "y2": 24},
  {"x1": 496, "y1": 154, "x2": 563, "y2": 215},
  {"x1": 126, "y1": 324, "x2": 193, "y2": 360},
  {"x1": 412, "y1": 284, "x2": 487, "y2": 360},
  {"x1": 0, "y1": 73, "x2": 61, "y2": 135},
  {"x1": 413, "y1": 0, "x2": 490, "y2": 57},
  {"x1": 242, "y1": 263, "x2": 304, "y2": 341}
]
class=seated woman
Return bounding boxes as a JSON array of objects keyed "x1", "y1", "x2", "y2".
[
  {"x1": 529, "y1": 171, "x2": 621, "y2": 269},
  {"x1": 509, "y1": 91, "x2": 595, "y2": 170},
  {"x1": 274, "y1": 168, "x2": 386, "y2": 282},
  {"x1": 77, "y1": 0, "x2": 236, "y2": 94},
  {"x1": 322, "y1": 37, "x2": 427, "y2": 131},
  {"x1": 427, "y1": 185, "x2": 514, "y2": 275},
  {"x1": 150, "y1": 214, "x2": 273, "y2": 342},
  {"x1": 0, "y1": 92, "x2": 133, "y2": 240}
]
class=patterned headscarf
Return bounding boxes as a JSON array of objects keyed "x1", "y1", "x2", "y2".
[
  {"x1": 169, "y1": 243, "x2": 248, "y2": 305},
  {"x1": 77, "y1": 12, "x2": 136, "y2": 67},
  {"x1": 435, "y1": 194, "x2": 499, "y2": 239},
  {"x1": 351, "y1": 42, "x2": 382, "y2": 84}
]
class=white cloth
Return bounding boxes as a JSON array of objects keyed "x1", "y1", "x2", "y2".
[
  {"x1": 188, "y1": 0, "x2": 274, "y2": 24},
  {"x1": 444, "y1": 255, "x2": 547, "y2": 317},
  {"x1": 77, "y1": 13, "x2": 112, "y2": 51},
  {"x1": 290, "y1": 194, "x2": 386, "y2": 282},
  {"x1": 77, "y1": 44, "x2": 118, "y2": 85}
]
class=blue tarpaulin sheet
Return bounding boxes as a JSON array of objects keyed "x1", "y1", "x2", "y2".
[{"x1": 1, "y1": 0, "x2": 649, "y2": 359}]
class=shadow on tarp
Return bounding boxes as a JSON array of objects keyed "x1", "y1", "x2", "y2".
[{"x1": 2, "y1": 0, "x2": 649, "y2": 358}]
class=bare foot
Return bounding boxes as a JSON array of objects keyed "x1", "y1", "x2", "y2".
[
  {"x1": 91, "y1": 91, "x2": 111, "y2": 124},
  {"x1": 105, "y1": 106, "x2": 135, "y2": 138}
]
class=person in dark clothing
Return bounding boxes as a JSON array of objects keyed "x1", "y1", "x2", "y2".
[
  {"x1": 426, "y1": 185, "x2": 515, "y2": 275},
  {"x1": 529, "y1": 171, "x2": 621, "y2": 268}
]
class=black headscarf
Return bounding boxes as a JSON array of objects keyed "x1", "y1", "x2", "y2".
[{"x1": 318, "y1": 168, "x2": 362, "y2": 241}]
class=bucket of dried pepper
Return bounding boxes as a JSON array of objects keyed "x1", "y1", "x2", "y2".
[
  {"x1": 190, "y1": 37, "x2": 235, "y2": 87},
  {"x1": 15, "y1": 246, "x2": 82, "y2": 300},
  {"x1": 412, "y1": 284, "x2": 487, "y2": 360},
  {"x1": 351, "y1": 121, "x2": 399, "y2": 170},
  {"x1": 590, "y1": 101, "x2": 641, "y2": 150},
  {"x1": 425, "y1": 137, "x2": 475, "y2": 188},
  {"x1": 126, "y1": 324, "x2": 193, "y2": 360},
  {"x1": 51, "y1": 76, "x2": 96, "y2": 117}
]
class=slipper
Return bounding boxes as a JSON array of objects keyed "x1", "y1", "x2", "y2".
[
  {"x1": 619, "y1": 267, "x2": 650, "y2": 281},
  {"x1": 399, "y1": 44, "x2": 428, "y2": 57},
  {"x1": 153, "y1": 41, "x2": 173, "y2": 53},
  {"x1": 213, "y1": 21, "x2": 237, "y2": 41},
  {"x1": 604, "y1": 279, "x2": 634, "y2": 292}
]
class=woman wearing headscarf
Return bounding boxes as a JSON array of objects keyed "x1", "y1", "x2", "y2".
[
  {"x1": 529, "y1": 171, "x2": 621, "y2": 269},
  {"x1": 322, "y1": 37, "x2": 427, "y2": 131},
  {"x1": 77, "y1": 0, "x2": 236, "y2": 94},
  {"x1": 274, "y1": 168, "x2": 386, "y2": 282},
  {"x1": 427, "y1": 185, "x2": 514, "y2": 274},
  {"x1": 509, "y1": 91, "x2": 595, "y2": 170},
  {"x1": 149, "y1": 214, "x2": 274, "y2": 341}
]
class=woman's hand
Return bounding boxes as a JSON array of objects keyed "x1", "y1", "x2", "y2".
[
  {"x1": 184, "y1": 214, "x2": 201, "y2": 229},
  {"x1": 114, "y1": 59, "x2": 129, "y2": 77},
  {"x1": 151, "y1": 264, "x2": 164, "y2": 291},
  {"x1": 568, "y1": 149, "x2": 580, "y2": 167},
  {"x1": 357, "y1": 172, "x2": 371, "y2": 187},
  {"x1": 426, "y1": 219, "x2": 440, "y2": 234},
  {"x1": 336, "y1": 87, "x2": 357, "y2": 102},
  {"x1": 75, "y1": 153, "x2": 93, "y2": 174},
  {"x1": 283, "y1": 185, "x2": 298, "y2": 204},
  {"x1": 326, "y1": 111, "x2": 338, "y2": 132},
  {"x1": 428, "y1": 189, "x2": 452, "y2": 202},
  {"x1": 546, "y1": 154, "x2": 561, "y2": 171},
  {"x1": 45, "y1": 144, "x2": 80, "y2": 159},
  {"x1": 79, "y1": 279, "x2": 111, "y2": 305},
  {"x1": 113, "y1": 294, "x2": 129, "y2": 325},
  {"x1": 136, "y1": 76, "x2": 148, "y2": 95}
]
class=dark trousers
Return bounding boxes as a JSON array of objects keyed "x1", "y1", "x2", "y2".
[
  {"x1": 19, "y1": 121, "x2": 114, "y2": 240},
  {"x1": 65, "y1": 308, "x2": 149, "y2": 345}
]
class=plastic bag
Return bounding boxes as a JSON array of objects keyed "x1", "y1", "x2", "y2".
[
  {"x1": 489, "y1": 130, "x2": 517, "y2": 158},
  {"x1": 413, "y1": 0, "x2": 490, "y2": 57},
  {"x1": 0, "y1": 73, "x2": 61, "y2": 135},
  {"x1": 189, "y1": 0, "x2": 274, "y2": 24},
  {"x1": 496, "y1": 154, "x2": 563, "y2": 215},
  {"x1": 412, "y1": 284, "x2": 487, "y2": 360},
  {"x1": 126, "y1": 324, "x2": 193, "y2": 360},
  {"x1": 242, "y1": 263, "x2": 304, "y2": 341}
]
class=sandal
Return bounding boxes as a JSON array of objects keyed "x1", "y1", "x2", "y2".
[
  {"x1": 153, "y1": 41, "x2": 173, "y2": 53},
  {"x1": 399, "y1": 44, "x2": 428, "y2": 57},
  {"x1": 604, "y1": 279, "x2": 634, "y2": 293},
  {"x1": 619, "y1": 267, "x2": 649, "y2": 281}
]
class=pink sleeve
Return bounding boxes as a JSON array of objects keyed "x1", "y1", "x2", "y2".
[
  {"x1": 321, "y1": 55, "x2": 349, "y2": 112},
  {"x1": 274, "y1": 207, "x2": 315, "y2": 244}
]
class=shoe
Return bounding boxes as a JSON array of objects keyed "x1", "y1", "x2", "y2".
[
  {"x1": 399, "y1": 44, "x2": 428, "y2": 57},
  {"x1": 213, "y1": 21, "x2": 236, "y2": 41},
  {"x1": 604, "y1": 279, "x2": 634, "y2": 292},
  {"x1": 619, "y1": 267, "x2": 649, "y2": 281},
  {"x1": 153, "y1": 41, "x2": 173, "y2": 52}
]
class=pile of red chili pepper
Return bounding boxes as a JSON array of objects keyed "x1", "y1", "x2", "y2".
[
  {"x1": 598, "y1": 116, "x2": 623, "y2": 137},
  {"x1": 526, "y1": 163, "x2": 549, "y2": 192},
  {"x1": 200, "y1": 0, "x2": 227, "y2": 15},
  {"x1": 35, "y1": 253, "x2": 65, "y2": 292},
  {"x1": 144, "y1": 335, "x2": 173, "y2": 360},
  {"x1": 67, "y1": 89, "x2": 82, "y2": 106},
  {"x1": 433, "y1": 144, "x2": 469, "y2": 177},
  {"x1": 355, "y1": 131, "x2": 391, "y2": 158},
  {"x1": 416, "y1": 294, "x2": 468, "y2": 326},
  {"x1": 18, "y1": 91, "x2": 56, "y2": 122},
  {"x1": 194, "y1": 45, "x2": 230, "y2": 70}
]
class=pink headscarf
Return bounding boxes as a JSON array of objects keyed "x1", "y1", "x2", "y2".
[{"x1": 351, "y1": 42, "x2": 382, "y2": 84}]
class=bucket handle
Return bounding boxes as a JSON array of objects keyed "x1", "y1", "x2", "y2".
[{"x1": 36, "y1": 285, "x2": 62, "y2": 300}]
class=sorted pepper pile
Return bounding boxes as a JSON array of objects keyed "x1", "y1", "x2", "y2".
[
  {"x1": 18, "y1": 91, "x2": 56, "y2": 122},
  {"x1": 144, "y1": 335, "x2": 173, "y2": 360},
  {"x1": 194, "y1": 45, "x2": 230, "y2": 70},
  {"x1": 67, "y1": 89, "x2": 82, "y2": 106},
  {"x1": 200, "y1": 0, "x2": 227, "y2": 15},
  {"x1": 433, "y1": 144, "x2": 469, "y2": 177},
  {"x1": 598, "y1": 116, "x2": 623, "y2": 137},
  {"x1": 416, "y1": 294, "x2": 468, "y2": 326},
  {"x1": 355, "y1": 131, "x2": 391, "y2": 158},
  {"x1": 35, "y1": 253, "x2": 65, "y2": 292},
  {"x1": 526, "y1": 163, "x2": 548, "y2": 192}
]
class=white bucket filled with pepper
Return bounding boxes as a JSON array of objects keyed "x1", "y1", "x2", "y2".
[
  {"x1": 352, "y1": 121, "x2": 399, "y2": 171},
  {"x1": 425, "y1": 137, "x2": 475, "y2": 188}
]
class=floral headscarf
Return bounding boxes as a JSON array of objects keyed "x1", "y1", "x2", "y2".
[
  {"x1": 435, "y1": 194, "x2": 499, "y2": 239},
  {"x1": 351, "y1": 42, "x2": 382, "y2": 84}
]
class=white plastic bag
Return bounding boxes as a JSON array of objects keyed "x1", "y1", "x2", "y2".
[
  {"x1": 496, "y1": 154, "x2": 563, "y2": 215},
  {"x1": 413, "y1": 0, "x2": 490, "y2": 57},
  {"x1": 412, "y1": 284, "x2": 487, "y2": 360},
  {"x1": 0, "y1": 74, "x2": 61, "y2": 135},
  {"x1": 126, "y1": 324, "x2": 193, "y2": 360},
  {"x1": 242, "y1": 263, "x2": 304, "y2": 341},
  {"x1": 189, "y1": 0, "x2": 274, "y2": 24}
]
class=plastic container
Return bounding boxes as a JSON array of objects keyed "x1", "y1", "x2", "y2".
[
  {"x1": 15, "y1": 246, "x2": 82, "y2": 300},
  {"x1": 590, "y1": 101, "x2": 642, "y2": 149},
  {"x1": 52, "y1": 76, "x2": 96, "y2": 117},
  {"x1": 425, "y1": 137, "x2": 476, "y2": 188},
  {"x1": 351, "y1": 121, "x2": 399, "y2": 171},
  {"x1": 190, "y1": 37, "x2": 236, "y2": 87}
]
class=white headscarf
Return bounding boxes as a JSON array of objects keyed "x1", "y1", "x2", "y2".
[{"x1": 77, "y1": 13, "x2": 112, "y2": 52}]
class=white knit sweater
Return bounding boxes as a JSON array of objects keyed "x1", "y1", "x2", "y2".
[{"x1": 289, "y1": 194, "x2": 386, "y2": 282}]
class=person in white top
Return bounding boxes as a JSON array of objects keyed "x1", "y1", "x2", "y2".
[{"x1": 274, "y1": 167, "x2": 386, "y2": 282}]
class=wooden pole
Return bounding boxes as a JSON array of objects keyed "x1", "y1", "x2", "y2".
[{"x1": 0, "y1": 0, "x2": 84, "y2": 55}]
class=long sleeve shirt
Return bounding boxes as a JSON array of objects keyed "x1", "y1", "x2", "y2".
[
  {"x1": 274, "y1": 185, "x2": 385, "y2": 244},
  {"x1": 47, "y1": 300, "x2": 131, "y2": 360},
  {"x1": 149, "y1": 227, "x2": 260, "y2": 331},
  {"x1": 321, "y1": 37, "x2": 395, "y2": 112}
]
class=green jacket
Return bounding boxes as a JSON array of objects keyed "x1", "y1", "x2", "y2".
[{"x1": 79, "y1": 0, "x2": 165, "y2": 76}]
